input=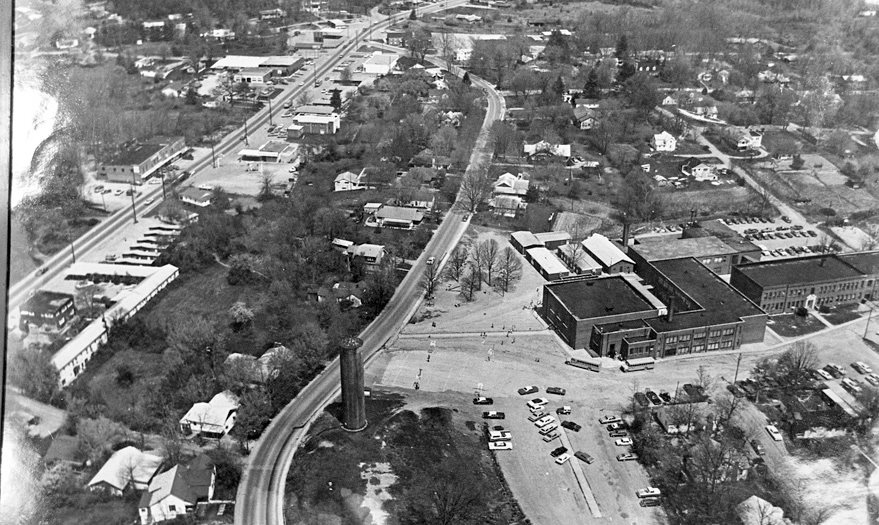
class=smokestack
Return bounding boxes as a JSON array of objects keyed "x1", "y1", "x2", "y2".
[
  {"x1": 622, "y1": 223, "x2": 631, "y2": 251},
  {"x1": 339, "y1": 337, "x2": 367, "y2": 432}
]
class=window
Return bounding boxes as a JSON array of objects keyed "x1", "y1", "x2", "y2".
[
  {"x1": 169, "y1": 505, "x2": 177, "y2": 513},
  {"x1": 692, "y1": 344, "x2": 705, "y2": 352},
  {"x1": 693, "y1": 332, "x2": 706, "y2": 339},
  {"x1": 721, "y1": 340, "x2": 733, "y2": 348},
  {"x1": 666, "y1": 336, "x2": 678, "y2": 344},
  {"x1": 679, "y1": 334, "x2": 691, "y2": 341},
  {"x1": 707, "y1": 342, "x2": 719, "y2": 350},
  {"x1": 722, "y1": 328, "x2": 735, "y2": 336},
  {"x1": 709, "y1": 330, "x2": 721, "y2": 338}
]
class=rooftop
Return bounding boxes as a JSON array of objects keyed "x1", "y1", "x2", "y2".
[
  {"x1": 581, "y1": 233, "x2": 633, "y2": 268},
  {"x1": 179, "y1": 186, "x2": 213, "y2": 203},
  {"x1": 103, "y1": 143, "x2": 164, "y2": 167},
  {"x1": 510, "y1": 231, "x2": 542, "y2": 248},
  {"x1": 645, "y1": 258, "x2": 765, "y2": 332},
  {"x1": 546, "y1": 275, "x2": 658, "y2": 320},
  {"x1": 375, "y1": 205, "x2": 423, "y2": 222},
  {"x1": 838, "y1": 251, "x2": 879, "y2": 276},
  {"x1": 88, "y1": 447, "x2": 163, "y2": 491},
  {"x1": 21, "y1": 291, "x2": 73, "y2": 314},
  {"x1": 534, "y1": 231, "x2": 572, "y2": 244},
  {"x1": 695, "y1": 220, "x2": 761, "y2": 254},
  {"x1": 734, "y1": 255, "x2": 864, "y2": 288},
  {"x1": 296, "y1": 104, "x2": 337, "y2": 115},
  {"x1": 525, "y1": 247, "x2": 569, "y2": 276},
  {"x1": 633, "y1": 236, "x2": 737, "y2": 262}
]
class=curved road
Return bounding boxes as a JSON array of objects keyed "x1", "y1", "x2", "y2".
[{"x1": 234, "y1": 34, "x2": 505, "y2": 525}]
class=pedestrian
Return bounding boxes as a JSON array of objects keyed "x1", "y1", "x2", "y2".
[{"x1": 427, "y1": 355, "x2": 430, "y2": 362}]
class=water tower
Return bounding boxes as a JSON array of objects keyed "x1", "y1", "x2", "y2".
[{"x1": 339, "y1": 336, "x2": 367, "y2": 431}]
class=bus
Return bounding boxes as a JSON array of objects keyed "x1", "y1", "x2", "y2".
[
  {"x1": 566, "y1": 350, "x2": 601, "y2": 372},
  {"x1": 622, "y1": 357, "x2": 656, "y2": 372}
]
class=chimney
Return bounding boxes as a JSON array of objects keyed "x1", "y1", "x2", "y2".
[{"x1": 622, "y1": 223, "x2": 631, "y2": 251}]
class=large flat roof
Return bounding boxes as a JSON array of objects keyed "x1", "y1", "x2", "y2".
[
  {"x1": 633, "y1": 236, "x2": 737, "y2": 262},
  {"x1": 546, "y1": 275, "x2": 657, "y2": 320},
  {"x1": 21, "y1": 291, "x2": 73, "y2": 314},
  {"x1": 103, "y1": 143, "x2": 165, "y2": 167},
  {"x1": 645, "y1": 258, "x2": 765, "y2": 332},
  {"x1": 697, "y1": 220, "x2": 761, "y2": 254},
  {"x1": 838, "y1": 251, "x2": 879, "y2": 276},
  {"x1": 734, "y1": 255, "x2": 863, "y2": 288},
  {"x1": 525, "y1": 247, "x2": 569, "y2": 276}
]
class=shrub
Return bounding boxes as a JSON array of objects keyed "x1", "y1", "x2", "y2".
[
  {"x1": 819, "y1": 207, "x2": 837, "y2": 216},
  {"x1": 795, "y1": 306, "x2": 808, "y2": 317}
]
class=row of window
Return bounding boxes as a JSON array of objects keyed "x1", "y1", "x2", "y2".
[
  {"x1": 665, "y1": 327, "x2": 734, "y2": 344},
  {"x1": 699, "y1": 257, "x2": 725, "y2": 265}
]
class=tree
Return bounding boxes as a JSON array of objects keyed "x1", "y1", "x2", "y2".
[
  {"x1": 40, "y1": 464, "x2": 82, "y2": 508},
  {"x1": 76, "y1": 416, "x2": 128, "y2": 464},
  {"x1": 184, "y1": 87, "x2": 199, "y2": 105},
  {"x1": 329, "y1": 89, "x2": 342, "y2": 111},
  {"x1": 409, "y1": 8, "x2": 417, "y2": 19},
  {"x1": 755, "y1": 85, "x2": 797, "y2": 125},
  {"x1": 625, "y1": 73, "x2": 660, "y2": 119},
  {"x1": 476, "y1": 239, "x2": 500, "y2": 285},
  {"x1": 798, "y1": 76, "x2": 840, "y2": 130},
  {"x1": 489, "y1": 121, "x2": 515, "y2": 159},
  {"x1": 399, "y1": 455, "x2": 485, "y2": 525},
  {"x1": 421, "y1": 263, "x2": 441, "y2": 298},
  {"x1": 406, "y1": 27, "x2": 432, "y2": 63},
  {"x1": 776, "y1": 341, "x2": 818, "y2": 385},
  {"x1": 232, "y1": 389, "x2": 274, "y2": 448},
  {"x1": 258, "y1": 171, "x2": 274, "y2": 202},
  {"x1": 340, "y1": 66, "x2": 352, "y2": 82},
  {"x1": 615, "y1": 34, "x2": 629, "y2": 60},
  {"x1": 429, "y1": 126, "x2": 458, "y2": 157},
  {"x1": 9, "y1": 350, "x2": 61, "y2": 405},
  {"x1": 616, "y1": 170, "x2": 663, "y2": 223},
  {"x1": 296, "y1": 90, "x2": 312, "y2": 107},
  {"x1": 445, "y1": 246, "x2": 469, "y2": 282},
  {"x1": 582, "y1": 68, "x2": 599, "y2": 99},
  {"x1": 459, "y1": 165, "x2": 492, "y2": 213},
  {"x1": 229, "y1": 301, "x2": 255, "y2": 330},
  {"x1": 790, "y1": 153, "x2": 805, "y2": 170},
  {"x1": 495, "y1": 247, "x2": 522, "y2": 294},
  {"x1": 460, "y1": 266, "x2": 481, "y2": 302},
  {"x1": 437, "y1": 30, "x2": 459, "y2": 71},
  {"x1": 509, "y1": 68, "x2": 539, "y2": 102}
]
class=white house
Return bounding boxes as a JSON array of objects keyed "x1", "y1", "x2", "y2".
[
  {"x1": 573, "y1": 106, "x2": 596, "y2": 130},
  {"x1": 523, "y1": 141, "x2": 571, "y2": 159},
  {"x1": 334, "y1": 170, "x2": 366, "y2": 192},
  {"x1": 652, "y1": 131, "x2": 677, "y2": 152},
  {"x1": 346, "y1": 243, "x2": 386, "y2": 269},
  {"x1": 88, "y1": 447, "x2": 164, "y2": 496},
  {"x1": 138, "y1": 455, "x2": 215, "y2": 525},
  {"x1": 179, "y1": 391, "x2": 240, "y2": 439},
  {"x1": 493, "y1": 172, "x2": 529, "y2": 197},
  {"x1": 661, "y1": 94, "x2": 678, "y2": 106},
  {"x1": 733, "y1": 128, "x2": 763, "y2": 150},
  {"x1": 179, "y1": 187, "x2": 213, "y2": 207},
  {"x1": 681, "y1": 157, "x2": 719, "y2": 181}
]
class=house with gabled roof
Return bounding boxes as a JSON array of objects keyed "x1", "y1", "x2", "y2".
[
  {"x1": 373, "y1": 206, "x2": 424, "y2": 229},
  {"x1": 523, "y1": 141, "x2": 571, "y2": 159},
  {"x1": 87, "y1": 447, "x2": 164, "y2": 496},
  {"x1": 680, "y1": 157, "x2": 720, "y2": 181},
  {"x1": 179, "y1": 391, "x2": 240, "y2": 439},
  {"x1": 580, "y1": 233, "x2": 634, "y2": 274},
  {"x1": 334, "y1": 170, "x2": 366, "y2": 192},
  {"x1": 138, "y1": 455, "x2": 215, "y2": 524},
  {"x1": 652, "y1": 131, "x2": 677, "y2": 152},
  {"x1": 493, "y1": 172, "x2": 529, "y2": 197},
  {"x1": 573, "y1": 106, "x2": 596, "y2": 130},
  {"x1": 346, "y1": 243, "x2": 386, "y2": 269}
]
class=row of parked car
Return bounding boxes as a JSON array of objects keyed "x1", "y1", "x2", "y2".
[
  {"x1": 634, "y1": 384, "x2": 709, "y2": 408},
  {"x1": 761, "y1": 245, "x2": 833, "y2": 259},
  {"x1": 721, "y1": 216, "x2": 779, "y2": 226}
]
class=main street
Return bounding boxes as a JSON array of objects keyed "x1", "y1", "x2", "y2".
[
  {"x1": 7, "y1": 1, "x2": 464, "y2": 314},
  {"x1": 234, "y1": 30, "x2": 506, "y2": 525}
]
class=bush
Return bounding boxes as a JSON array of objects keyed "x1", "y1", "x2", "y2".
[
  {"x1": 819, "y1": 207, "x2": 837, "y2": 216},
  {"x1": 818, "y1": 305, "x2": 831, "y2": 314},
  {"x1": 795, "y1": 306, "x2": 808, "y2": 317}
]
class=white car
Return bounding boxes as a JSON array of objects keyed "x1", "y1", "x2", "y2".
[
  {"x1": 554, "y1": 453, "x2": 571, "y2": 465},
  {"x1": 866, "y1": 373, "x2": 879, "y2": 386},
  {"x1": 534, "y1": 416, "x2": 556, "y2": 428},
  {"x1": 528, "y1": 412, "x2": 547, "y2": 422},
  {"x1": 113, "y1": 189, "x2": 124, "y2": 195},
  {"x1": 636, "y1": 487, "x2": 661, "y2": 498},
  {"x1": 488, "y1": 441, "x2": 512, "y2": 451},
  {"x1": 812, "y1": 368, "x2": 832, "y2": 381},
  {"x1": 556, "y1": 406, "x2": 572, "y2": 415},
  {"x1": 539, "y1": 423, "x2": 559, "y2": 435},
  {"x1": 853, "y1": 362, "x2": 873, "y2": 375},
  {"x1": 144, "y1": 197, "x2": 154, "y2": 204},
  {"x1": 614, "y1": 437, "x2": 633, "y2": 446},
  {"x1": 148, "y1": 177, "x2": 162, "y2": 185},
  {"x1": 488, "y1": 430, "x2": 511, "y2": 441},
  {"x1": 765, "y1": 425, "x2": 783, "y2": 442},
  {"x1": 599, "y1": 415, "x2": 622, "y2": 425}
]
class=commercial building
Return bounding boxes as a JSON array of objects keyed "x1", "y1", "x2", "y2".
[
  {"x1": 373, "y1": 206, "x2": 424, "y2": 229},
  {"x1": 19, "y1": 291, "x2": 76, "y2": 333},
  {"x1": 292, "y1": 113, "x2": 340, "y2": 135},
  {"x1": 233, "y1": 68, "x2": 273, "y2": 85},
  {"x1": 544, "y1": 258, "x2": 766, "y2": 359},
  {"x1": 99, "y1": 136, "x2": 186, "y2": 184},
  {"x1": 730, "y1": 253, "x2": 879, "y2": 313},
  {"x1": 631, "y1": 235, "x2": 742, "y2": 275},
  {"x1": 581, "y1": 234, "x2": 634, "y2": 274},
  {"x1": 363, "y1": 52, "x2": 400, "y2": 75}
]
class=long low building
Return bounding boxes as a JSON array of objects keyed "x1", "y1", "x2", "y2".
[
  {"x1": 525, "y1": 247, "x2": 569, "y2": 281},
  {"x1": 99, "y1": 136, "x2": 187, "y2": 184},
  {"x1": 51, "y1": 264, "x2": 179, "y2": 386}
]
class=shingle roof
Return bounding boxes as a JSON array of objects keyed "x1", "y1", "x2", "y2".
[{"x1": 375, "y1": 206, "x2": 423, "y2": 222}]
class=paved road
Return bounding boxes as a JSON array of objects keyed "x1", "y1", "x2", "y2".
[{"x1": 233, "y1": 6, "x2": 502, "y2": 525}]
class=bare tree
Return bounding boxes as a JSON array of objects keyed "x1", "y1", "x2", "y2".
[
  {"x1": 695, "y1": 364, "x2": 716, "y2": 396},
  {"x1": 340, "y1": 66, "x2": 352, "y2": 82},
  {"x1": 420, "y1": 263, "x2": 441, "y2": 298},
  {"x1": 668, "y1": 401, "x2": 702, "y2": 435},
  {"x1": 460, "y1": 265, "x2": 481, "y2": 302},
  {"x1": 437, "y1": 30, "x2": 459, "y2": 71},
  {"x1": 258, "y1": 171, "x2": 274, "y2": 201},
  {"x1": 489, "y1": 121, "x2": 516, "y2": 160},
  {"x1": 477, "y1": 239, "x2": 500, "y2": 285},
  {"x1": 495, "y1": 247, "x2": 523, "y2": 294},
  {"x1": 296, "y1": 90, "x2": 312, "y2": 107},
  {"x1": 777, "y1": 341, "x2": 818, "y2": 385},
  {"x1": 459, "y1": 165, "x2": 492, "y2": 213},
  {"x1": 713, "y1": 392, "x2": 743, "y2": 427},
  {"x1": 445, "y1": 245, "x2": 469, "y2": 281}
]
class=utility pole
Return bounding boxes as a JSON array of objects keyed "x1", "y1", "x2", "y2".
[
  {"x1": 130, "y1": 173, "x2": 138, "y2": 223},
  {"x1": 211, "y1": 139, "x2": 217, "y2": 168},
  {"x1": 268, "y1": 95, "x2": 273, "y2": 126},
  {"x1": 733, "y1": 352, "x2": 743, "y2": 384},
  {"x1": 243, "y1": 117, "x2": 250, "y2": 145},
  {"x1": 160, "y1": 171, "x2": 167, "y2": 200},
  {"x1": 865, "y1": 305, "x2": 875, "y2": 339}
]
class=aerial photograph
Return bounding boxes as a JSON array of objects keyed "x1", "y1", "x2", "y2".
[{"x1": 6, "y1": 0, "x2": 879, "y2": 523}]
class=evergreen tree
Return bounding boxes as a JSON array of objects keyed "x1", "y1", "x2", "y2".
[
  {"x1": 462, "y1": 71, "x2": 471, "y2": 85},
  {"x1": 583, "y1": 68, "x2": 599, "y2": 99},
  {"x1": 615, "y1": 34, "x2": 629, "y2": 60},
  {"x1": 330, "y1": 89, "x2": 342, "y2": 110},
  {"x1": 409, "y1": 8, "x2": 417, "y2": 19}
]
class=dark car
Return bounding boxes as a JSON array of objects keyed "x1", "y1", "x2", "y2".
[
  {"x1": 473, "y1": 397, "x2": 494, "y2": 405},
  {"x1": 550, "y1": 446, "x2": 568, "y2": 458},
  {"x1": 492, "y1": 425, "x2": 505, "y2": 431},
  {"x1": 727, "y1": 384, "x2": 746, "y2": 398},
  {"x1": 546, "y1": 386, "x2": 567, "y2": 396},
  {"x1": 607, "y1": 422, "x2": 627, "y2": 431},
  {"x1": 751, "y1": 439, "x2": 766, "y2": 456},
  {"x1": 639, "y1": 498, "x2": 661, "y2": 507},
  {"x1": 517, "y1": 385, "x2": 539, "y2": 395},
  {"x1": 645, "y1": 390, "x2": 662, "y2": 406},
  {"x1": 609, "y1": 430, "x2": 629, "y2": 438},
  {"x1": 482, "y1": 411, "x2": 505, "y2": 419},
  {"x1": 634, "y1": 392, "x2": 650, "y2": 407},
  {"x1": 574, "y1": 451, "x2": 595, "y2": 464},
  {"x1": 824, "y1": 365, "x2": 845, "y2": 379},
  {"x1": 659, "y1": 392, "x2": 673, "y2": 404},
  {"x1": 561, "y1": 421, "x2": 582, "y2": 432}
]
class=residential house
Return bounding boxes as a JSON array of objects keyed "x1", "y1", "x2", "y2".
[
  {"x1": 179, "y1": 187, "x2": 214, "y2": 207},
  {"x1": 692, "y1": 102, "x2": 718, "y2": 119},
  {"x1": 19, "y1": 291, "x2": 76, "y2": 333},
  {"x1": 389, "y1": 191, "x2": 436, "y2": 210},
  {"x1": 334, "y1": 170, "x2": 367, "y2": 192},
  {"x1": 409, "y1": 148, "x2": 452, "y2": 169},
  {"x1": 310, "y1": 282, "x2": 365, "y2": 308},
  {"x1": 573, "y1": 106, "x2": 596, "y2": 130},
  {"x1": 573, "y1": 97, "x2": 600, "y2": 109},
  {"x1": 179, "y1": 391, "x2": 240, "y2": 439},
  {"x1": 385, "y1": 30, "x2": 406, "y2": 46},
  {"x1": 331, "y1": 238, "x2": 354, "y2": 252},
  {"x1": 736, "y1": 496, "x2": 789, "y2": 525},
  {"x1": 87, "y1": 447, "x2": 164, "y2": 495},
  {"x1": 652, "y1": 131, "x2": 677, "y2": 152},
  {"x1": 661, "y1": 94, "x2": 678, "y2": 106},
  {"x1": 493, "y1": 172, "x2": 530, "y2": 197},
  {"x1": 138, "y1": 455, "x2": 215, "y2": 525},
  {"x1": 224, "y1": 345, "x2": 293, "y2": 384},
  {"x1": 489, "y1": 195, "x2": 526, "y2": 217},
  {"x1": 680, "y1": 157, "x2": 719, "y2": 181},
  {"x1": 346, "y1": 243, "x2": 386, "y2": 270},
  {"x1": 373, "y1": 206, "x2": 424, "y2": 229},
  {"x1": 259, "y1": 8, "x2": 286, "y2": 19},
  {"x1": 523, "y1": 141, "x2": 571, "y2": 159},
  {"x1": 734, "y1": 128, "x2": 763, "y2": 151}
]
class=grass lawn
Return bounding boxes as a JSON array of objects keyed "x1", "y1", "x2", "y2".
[
  {"x1": 285, "y1": 391, "x2": 526, "y2": 525},
  {"x1": 821, "y1": 305, "x2": 863, "y2": 325},
  {"x1": 53, "y1": 496, "x2": 139, "y2": 525},
  {"x1": 768, "y1": 313, "x2": 825, "y2": 338}
]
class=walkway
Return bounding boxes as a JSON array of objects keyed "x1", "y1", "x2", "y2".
[{"x1": 558, "y1": 427, "x2": 602, "y2": 518}]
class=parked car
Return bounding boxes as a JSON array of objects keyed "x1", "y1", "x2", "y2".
[
  {"x1": 866, "y1": 373, "x2": 879, "y2": 386},
  {"x1": 554, "y1": 453, "x2": 572, "y2": 465},
  {"x1": 550, "y1": 446, "x2": 568, "y2": 458},
  {"x1": 751, "y1": 439, "x2": 765, "y2": 456},
  {"x1": 539, "y1": 423, "x2": 559, "y2": 435},
  {"x1": 534, "y1": 416, "x2": 556, "y2": 428},
  {"x1": 518, "y1": 385, "x2": 539, "y2": 395},
  {"x1": 637, "y1": 487, "x2": 662, "y2": 498},
  {"x1": 574, "y1": 451, "x2": 594, "y2": 464},
  {"x1": 528, "y1": 412, "x2": 547, "y2": 422},
  {"x1": 824, "y1": 364, "x2": 846, "y2": 378},
  {"x1": 842, "y1": 377, "x2": 863, "y2": 394},
  {"x1": 659, "y1": 392, "x2": 673, "y2": 404},
  {"x1": 812, "y1": 368, "x2": 832, "y2": 381},
  {"x1": 556, "y1": 406, "x2": 572, "y2": 415},
  {"x1": 488, "y1": 430, "x2": 511, "y2": 441},
  {"x1": 607, "y1": 422, "x2": 627, "y2": 431},
  {"x1": 546, "y1": 386, "x2": 566, "y2": 395},
  {"x1": 542, "y1": 432, "x2": 559, "y2": 442},
  {"x1": 615, "y1": 437, "x2": 634, "y2": 446},
  {"x1": 599, "y1": 415, "x2": 622, "y2": 424},
  {"x1": 530, "y1": 397, "x2": 550, "y2": 406},
  {"x1": 616, "y1": 453, "x2": 639, "y2": 461},
  {"x1": 609, "y1": 430, "x2": 629, "y2": 438},
  {"x1": 482, "y1": 411, "x2": 505, "y2": 419},
  {"x1": 634, "y1": 392, "x2": 650, "y2": 407},
  {"x1": 488, "y1": 441, "x2": 512, "y2": 450},
  {"x1": 765, "y1": 424, "x2": 783, "y2": 441},
  {"x1": 639, "y1": 498, "x2": 661, "y2": 507},
  {"x1": 645, "y1": 390, "x2": 663, "y2": 406},
  {"x1": 561, "y1": 421, "x2": 582, "y2": 432},
  {"x1": 473, "y1": 397, "x2": 493, "y2": 405},
  {"x1": 852, "y1": 361, "x2": 873, "y2": 375}
]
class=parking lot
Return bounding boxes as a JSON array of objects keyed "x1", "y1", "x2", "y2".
[{"x1": 718, "y1": 215, "x2": 833, "y2": 260}]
